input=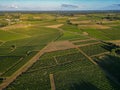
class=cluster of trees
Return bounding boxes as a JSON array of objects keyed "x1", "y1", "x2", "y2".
[
  {"x1": 103, "y1": 14, "x2": 120, "y2": 21},
  {"x1": 66, "y1": 19, "x2": 78, "y2": 26},
  {"x1": 5, "y1": 13, "x2": 21, "y2": 19},
  {"x1": 0, "y1": 20, "x2": 8, "y2": 27},
  {"x1": 102, "y1": 41, "x2": 120, "y2": 55},
  {"x1": 0, "y1": 13, "x2": 21, "y2": 27}
]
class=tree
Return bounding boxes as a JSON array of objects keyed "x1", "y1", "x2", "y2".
[
  {"x1": 11, "y1": 45, "x2": 16, "y2": 50},
  {"x1": 0, "y1": 21, "x2": 8, "y2": 27},
  {"x1": 66, "y1": 20, "x2": 72, "y2": 25}
]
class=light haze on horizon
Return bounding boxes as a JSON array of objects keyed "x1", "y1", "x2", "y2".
[{"x1": 0, "y1": 0, "x2": 120, "y2": 11}]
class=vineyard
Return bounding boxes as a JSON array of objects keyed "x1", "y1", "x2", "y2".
[
  {"x1": 6, "y1": 49, "x2": 120, "y2": 90},
  {"x1": 0, "y1": 13, "x2": 120, "y2": 90}
]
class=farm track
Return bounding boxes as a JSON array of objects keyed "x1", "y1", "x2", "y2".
[
  {"x1": 49, "y1": 74, "x2": 56, "y2": 90},
  {"x1": 107, "y1": 40, "x2": 120, "y2": 43},
  {"x1": 76, "y1": 42, "x2": 101, "y2": 47},
  {"x1": 71, "y1": 38, "x2": 96, "y2": 43},
  {"x1": 0, "y1": 43, "x2": 51, "y2": 90},
  {"x1": 76, "y1": 47, "x2": 98, "y2": 65},
  {"x1": 90, "y1": 52, "x2": 110, "y2": 58}
]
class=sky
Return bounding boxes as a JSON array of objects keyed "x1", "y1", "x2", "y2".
[{"x1": 0, "y1": 0, "x2": 120, "y2": 11}]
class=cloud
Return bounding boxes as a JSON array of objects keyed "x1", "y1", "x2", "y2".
[
  {"x1": 9, "y1": 4, "x2": 18, "y2": 9},
  {"x1": 0, "y1": 4, "x2": 19, "y2": 10},
  {"x1": 61, "y1": 4, "x2": 79, "y2": 9}
]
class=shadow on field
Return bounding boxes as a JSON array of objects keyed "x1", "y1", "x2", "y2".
[
  {"x1": 101, "y1": 41, "x2": 119, "y2": 51},
  {"x1": 69, "y1": 82, "x2": 99, "y2": 90},
  {"x1": 93, "y1": 54, "x2": 120, "y2": 89}
]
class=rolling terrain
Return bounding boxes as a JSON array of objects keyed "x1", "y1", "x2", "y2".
[{"x1": 0, "y1": 13, "x2": 120, "y2": 90}]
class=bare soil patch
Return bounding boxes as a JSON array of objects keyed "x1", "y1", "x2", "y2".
[
  {"x1": 78, "y1": 24, "x2": 110, "y2": 29},
  {"x1": 46, "y1": 24, "x2": 63, "y2": 29},
  {"x1": 71, "y1": 20, "x2": 91, "y2": 24},
  {"x1": 44, "y1": 41, "x2": 75, "y2": 52},
  {"x1": 1, "y1": 24, "x2": 32, "y2": 30}
]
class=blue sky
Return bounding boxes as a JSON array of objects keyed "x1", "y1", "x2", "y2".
[{"x1": 0, "y1": 0, "x2": 120, "y2": 11}]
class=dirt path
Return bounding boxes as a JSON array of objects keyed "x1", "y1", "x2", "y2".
[
  {"x1": 76, "y1": 47, "x2": 98, "y2": 65},
  {"x1": 1, "y1": 24, "x2": 32, "y2": 31},
  {"x1": 71, "y1": 38, "x2": 96, "y2": 43},
  {"x1": 107, "y1": 40, "x2": 120, "y2": 43},
  {"x1": 49, "y1": 74, "x2": 56, "y2": 90},
  {"x1": 44, "y1": 41, "x2": 75, "y2": 53},
  {"x1": 46, "y1": 24, "x2": 63, "y2": 29},
  {"x1": 76, "y1": 42, "x2": 100, "y2": 47},
  {"x1": 90, "y1": 52, "x2": 110, "y2": 58},
  {"x1": 0, "y1": 44, "x2": 50, "y2": 90},
  {"x1": 54, "y1": 57, "x2": 58, "y2": 65}
]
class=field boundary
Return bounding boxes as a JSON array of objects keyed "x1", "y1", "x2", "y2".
[
  {"x1": 50, "y1": 74, "x2": 56, "y2": 90},
  {"x1": 76, "y1": 47, "x2": 98, "y2": 65},
  {"x1": 90, "y1": 52, "x2": 110, "y2": 58},
  {"x1": 0, "y1": 43, "x2": 50, "y2": 90}
]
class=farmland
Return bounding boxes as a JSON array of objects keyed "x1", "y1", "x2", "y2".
[{"x1": 0, "y1": 12, "x2": 120, "y2": 90}]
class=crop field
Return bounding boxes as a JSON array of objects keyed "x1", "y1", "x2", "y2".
[
  {"x1": 80, "y1": 43, "x2": 109, "y2": 56},
  {"x1": 0, "y1": 12, "x2": 120, "y2": 90},
  {"x1": 93, "y1": 54, "x2": 120, "y2": 83},
  {"x1": 6, "y1": 49, "x2": 120, "y2": 90}
]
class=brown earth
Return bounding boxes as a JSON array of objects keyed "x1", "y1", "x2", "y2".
[{"x1": 46, "y1": 24, "x2": 63, "y2": 29}]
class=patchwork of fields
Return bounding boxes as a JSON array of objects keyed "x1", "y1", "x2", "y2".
[{"x1": 0, "y1": 13, "x2": 120, "y2": 90}]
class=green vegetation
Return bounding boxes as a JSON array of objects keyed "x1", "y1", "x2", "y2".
[
  {"x1": 59, "y1": 31, "x2": 88, "y2": 40},
  {"x1": 0, "y1": 30, "x2": 29, "y2": 41},
  {"x1": 93, "y1": 54, "x2": 120, "y2": 82},
  {"x1": 0, "y1": 13, "x2": 120, "y2": 90},
  {"x1": 1, "y1": 51, "x2": 37, "y2": 77},
  {"x1": 41, "y1": 48, "x2": 79, "y2": 59},
  {"x1": 6, "y1": 49, "x2": 120, "y2": 90},
  {"x1": 80, "y1": 43, "x2": 108, "y2": 56},
  {"x1": 0, "y1": 56, "x2": 21, "y2": 73}
]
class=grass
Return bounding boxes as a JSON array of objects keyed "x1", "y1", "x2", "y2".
[
  {"x1": 82, "y1": 28, "x2": 110, "y2": 40},
  {"x1": 9, "y1": 46, "x2": 36, "y2": 56},
  {"x1": 100, "y1": 26, "x2": 120, "y2": 40},
  {"x1": 0, "y1": 56, "x2": 21, "y2": 73},
  {"x1": 0, "y1": 30, "x2": 29, "y2": 41},
  {"x1": 58, "y1": 31, "x2": 88, "y2": 40},
  {"x1": 0, "y1": 47, "x2": 11, "y2": 55},
  {"x1": 61, "y1": 24, "x2": 83, "y2": 34}
]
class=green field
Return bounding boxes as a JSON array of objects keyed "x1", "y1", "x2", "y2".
[
  {"x1": 80, "y1": 43, "x2": 108, "y2": 56},
  {"x1": 0, "y1": 13, "x2": 120, "y2": 90},
  {"x1": 6, "y1": 49, "x2": 120, "y2": 90}
]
